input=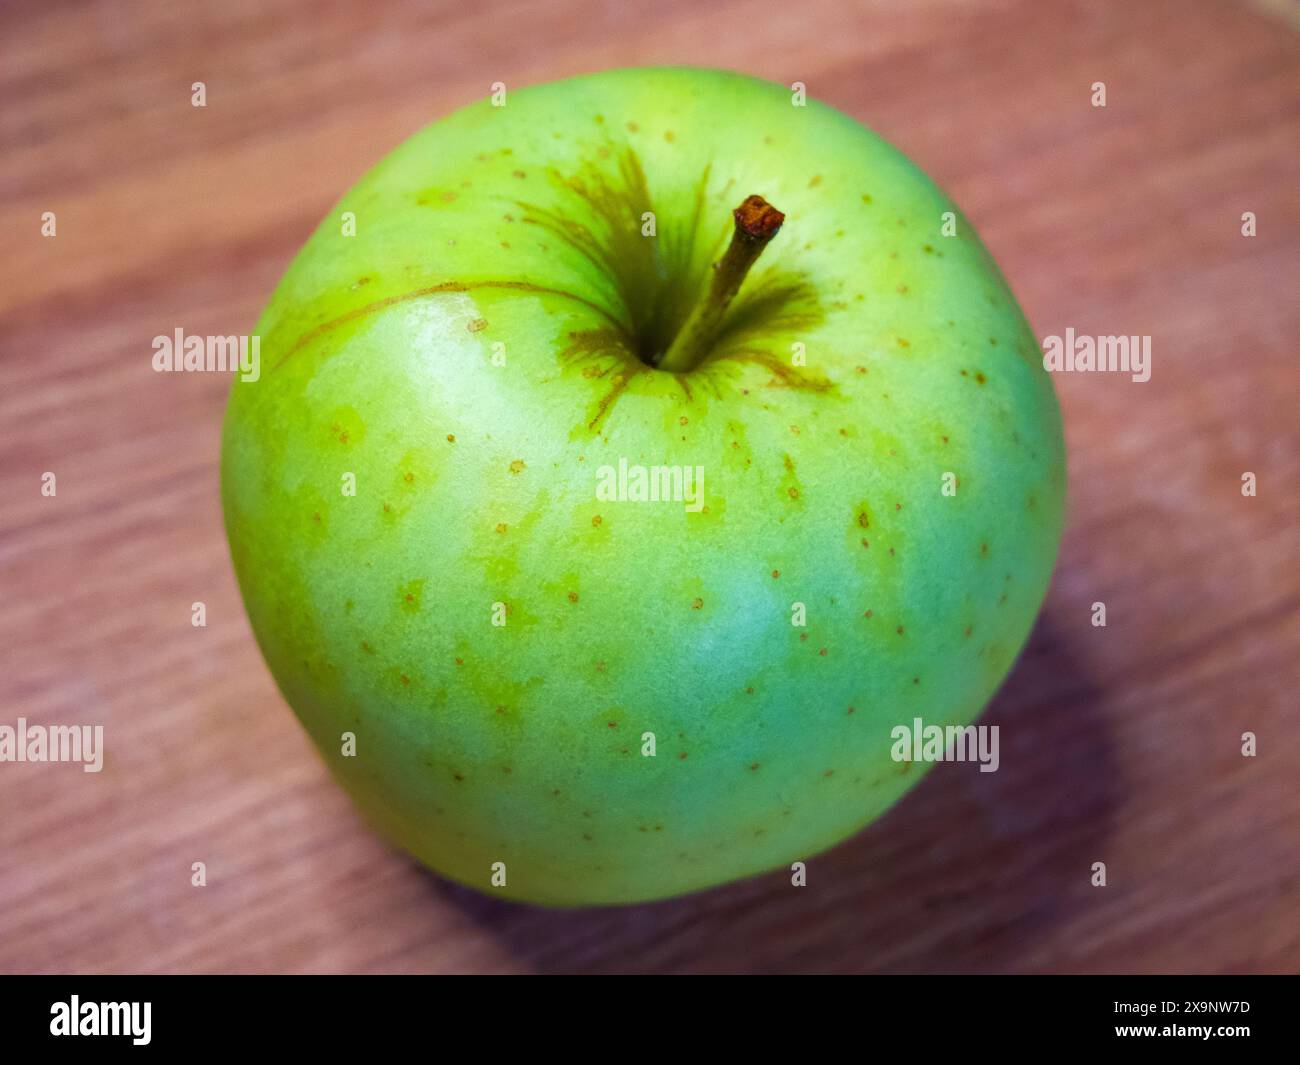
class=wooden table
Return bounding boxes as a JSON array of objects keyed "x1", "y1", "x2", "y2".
[{"x1": 2, "y1": 0, "x2": 1297, "y2": 973}]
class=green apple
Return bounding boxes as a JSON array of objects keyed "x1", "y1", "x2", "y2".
[{"x1": 221, "y1": 67, "x2": 1065, "y2": 906}]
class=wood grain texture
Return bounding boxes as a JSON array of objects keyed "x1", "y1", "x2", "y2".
[{"x1": 1, "y1": 0, "x2": 1297, "y2": 974}]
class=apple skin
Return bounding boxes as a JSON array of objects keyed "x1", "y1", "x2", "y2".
[{"x1": 221, "y1": 67, "x2": 1065, "y2": 906}]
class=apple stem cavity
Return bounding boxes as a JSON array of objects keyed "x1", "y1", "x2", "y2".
[{"x1": 655, "y1": 195, "x2": 785, "y2": 374}]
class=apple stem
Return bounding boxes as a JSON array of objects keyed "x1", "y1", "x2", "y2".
[{"x1": 655, "y1": 195, "x2": 785, "y2": 373}]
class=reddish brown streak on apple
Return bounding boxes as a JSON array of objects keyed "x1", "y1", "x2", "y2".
[{"x1": 269, "y1": 279, "x2": 625, "y2": 374}]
